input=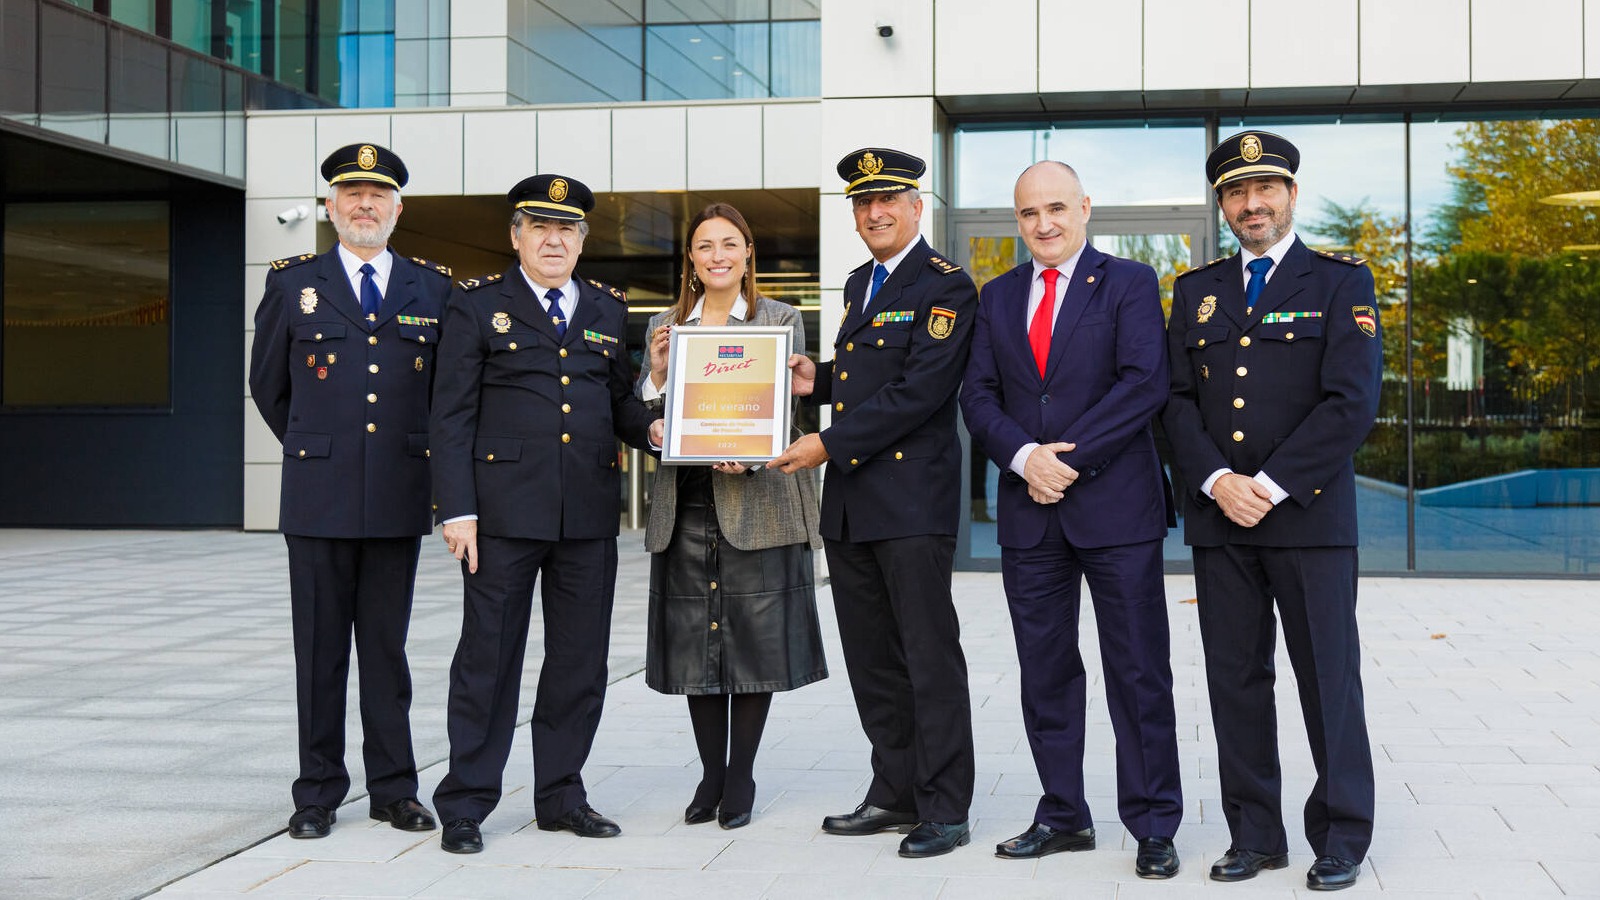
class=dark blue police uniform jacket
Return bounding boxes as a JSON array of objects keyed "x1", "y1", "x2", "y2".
[
  {"x1": 810, "y1": 238, "x2": 978, "y2": 542},
  {"x1": 429, "y1": 267, "x2": 656, "y2": 539},
  {"x1": 249, "y1": 249, "x2": 451, "y2": 538},
  {"x1": 1162, "y1": 237, "x2": 1383, "y2": 546}
]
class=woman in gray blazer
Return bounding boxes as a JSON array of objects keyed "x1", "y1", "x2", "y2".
[{"x1": 637, "y1": 203, "x2": 826, "y2": 829}]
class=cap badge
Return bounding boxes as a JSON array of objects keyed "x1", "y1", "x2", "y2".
[
  {"x1": 857, "y1": 152, "x2": 884, "y2": 177},
  {"x1": 357, "y1": 145, "x2": 377, "y2": 170},
  {"x1": 1240, "y1": 134, "x2": 1263, "y2": 163},
  {"x1": 1197, "y1": 295, "x2": 1217, "y2": 324},
  {"x1": 549, "y1": 178, "x2": 569, "y2": 202},
  {"x1": 299, "y1": 288, "x2": 319, "y2": 314},
  {"x1": 491, "y1": 312, "x2": 512, "y2": 334}
]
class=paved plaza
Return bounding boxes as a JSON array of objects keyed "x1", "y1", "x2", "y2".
[{"x1": 0, "y1": 528, "x2": 1597, "y2": 899}]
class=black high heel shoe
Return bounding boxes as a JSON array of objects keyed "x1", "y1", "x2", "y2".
[
  {"x1": 717, "y1": 808, "x2": 751, "y2": 829},
  {"x1": 684, "y1": 805, "x2": 717, "y2": 825}
]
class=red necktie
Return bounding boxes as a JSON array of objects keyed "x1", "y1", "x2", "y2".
[{"x1": 1030, "y1": 267, "x2": 1058, "y2": 377}]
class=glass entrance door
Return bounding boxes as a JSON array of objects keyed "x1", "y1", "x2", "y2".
[{"x1": 950, "y1": 206, "x2": 1214, "y2": 571}]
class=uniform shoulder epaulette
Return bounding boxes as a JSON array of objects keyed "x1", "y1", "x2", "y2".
[
  {"x1": 1316, "y1": 249, "x2": 1367, "y2": 266},
  {"x1": 926, "y1": 255, "x2": 963, "y2": 275},
  {"x1": 457, "y1": 272, "x2": 503, "y2": 291},
  {"x1": 1175, "y1": 256, "x2": 1230, "y2": 280},
  {"x1": 409, "y1": 256, "x2": 452, "y2": 278},
  {"x1": 587, "y1": 278, "x2": 627, "y2": 303},
  {"x1": 269, "y1": 253, "x2": 317, "y2": 271}
]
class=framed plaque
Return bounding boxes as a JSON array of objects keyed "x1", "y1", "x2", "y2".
[{"x1": 660, "y1": 325, "x2": 793, "y2": 464}]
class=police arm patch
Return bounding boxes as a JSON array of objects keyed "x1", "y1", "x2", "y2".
[{"x1": 1352, "y1": 305, "x2": 1377, "y2": 337}]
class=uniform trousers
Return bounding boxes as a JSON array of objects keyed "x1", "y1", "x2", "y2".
[
  {"x1": 825, "y1": 530, "x2": 974, "y2": 824},
  {"x1": 1000, "y1": 522, "x2": 1182, "y2": 838},
  {"x1": 1193, "y1": 543, "x2": 1374, "y2": 863},
  {"x1": 433, "y1": 534, "x2": 617, "y2": 825},
  {"x1": 284, "y1": 534, "x2": 422, "y2": 810}
]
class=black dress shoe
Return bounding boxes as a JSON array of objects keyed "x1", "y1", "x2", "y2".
[
  {"x1": 440, "y1": 818, "x2": 482, "y2": 854},
  {"x1": 288, "y1": 805, "x2": 334, "y2": 839},
  {"x1": 1306, "y1": 855, "x2": 1360, "y2": 891},
  {"x1": 370, "y1": 797, "x2": 437, "y2": 832},
  {"x1": 684, "y1": 805, "x2": 717, "y2": 825},
  {"x1": 1135, "y1": 836, "x2": 1180, "y2": 878},
  {"x1": 821, "y1": 802, "x2": 919, "y2": 835},
  {"x1": 1209, "y1": 848, "x2": 1289, "y2": 882},
  {"x1": 994, "y1": 823, "x2": 1095, "y2": 859},
  {"x1": 899, "y1": 820, "x2": 970, "y2": 858},
  {"x1": 537, "y1": 804, "x2": 621, "y2": 838},
  {"x1": 717, "y1": 809, "x2": 751, "y2": 830}
]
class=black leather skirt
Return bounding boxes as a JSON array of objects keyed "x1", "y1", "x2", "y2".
[{"x1": 645, "y1": 468, "x2": 827, "y2": 695}]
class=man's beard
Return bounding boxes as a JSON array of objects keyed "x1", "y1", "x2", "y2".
[{"x1": 333, "y1": 208, "x2": 397, "y2": 249}]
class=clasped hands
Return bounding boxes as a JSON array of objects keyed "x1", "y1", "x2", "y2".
[
  {"x1": 1212, "y1": 472, "x2": 1274, "y2": 528},
  {"x1": 1023, "y1": 442, "x2": 1078, "y2": 505}
]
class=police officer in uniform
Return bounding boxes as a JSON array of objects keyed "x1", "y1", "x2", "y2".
[
  {"x1": 1161, "y1": 132, "x2": 1382, "y2": 891},
  {"x1": 249, "y1": 143, "x2": 450, "y2": 839},
  {"x1": 428, "y1": 174, "x2": 663, "y2": 854},
  {"x1": 771, "y1": 148, "x2": 978, "y2": 859}
]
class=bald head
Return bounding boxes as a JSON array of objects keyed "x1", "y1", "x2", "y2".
[{"x1": 1013, "y1": 161, "x2": 1091, "y2": 267}]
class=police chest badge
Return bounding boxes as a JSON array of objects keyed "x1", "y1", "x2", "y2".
[
  {"x1": 491, "y1": 312, "x2": 512, "y2": 334},
  {"x1": 299, "y1": 288, "x2": 319, "y2": 315},
  {"x1": 415, "y1": 356, "x2": 425, "y2": 371},
  {"x1": 1352, "y1": 305, "x2": 1377, "y2": 337},
  {"x1": 928, "y1": 306, "x2": 956, "y2": 339},
  {"x1": 1196, "y1": 295, "x2": 1217, "y2": 324}
]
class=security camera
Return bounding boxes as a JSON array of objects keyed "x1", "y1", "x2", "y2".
[
  {"x1": 876, "y1": 22, "x2": 894, "y2": 38},
  {"x1": 276, "y1": 205, "x2": 310, "y2": 225}
]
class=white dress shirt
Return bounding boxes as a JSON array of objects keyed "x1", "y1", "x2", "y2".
[
  {"x1": 1008, "y1": 244, "x2": 1088, "y2": 478},
  {"x1": 335, "y1": 244, "x2": 392, "y2": 310}
]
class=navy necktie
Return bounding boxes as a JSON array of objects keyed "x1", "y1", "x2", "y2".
[
  {"x1": 867, "y1": 263, "x2": 888, "y2": 307},
  {"x1": 1244, "y1": 257, "x2": 1273, "y2": 315},
  {"x1": 358, "y1": 263, "x2": 381, "y2": 320},
  {"x1": 546, "y1": 288, "x2": 566, "y2": 338}
]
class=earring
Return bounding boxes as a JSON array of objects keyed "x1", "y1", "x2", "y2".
[{"x1": 688, "y1": 271, "x2": 702, "y2": 293}]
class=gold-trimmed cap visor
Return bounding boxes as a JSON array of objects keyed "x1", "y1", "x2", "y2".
[
  {"x1": 321, "y1": 143, "x2": 408, "y2": 189},
  {"x1": 1207, "y1": 131, "x2": 1299, "y2": 189},
  {"x1": 837, "y1": 147, "x2": 925, "y2": 197},
  {"x1": 507, "y1": 174, "x2": 594, "y2": 221}
]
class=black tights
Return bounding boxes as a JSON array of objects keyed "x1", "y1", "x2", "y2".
[{"x1": 686, "y1": 692, "x2": 772, "y2": 815}]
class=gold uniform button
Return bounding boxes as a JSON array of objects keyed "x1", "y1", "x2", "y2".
[
  {"x1": 486, "y1": 453, "x2": 495, "y2": 461},
  {"x1": 1314, "y1": 488, "x2": 1322, "y2": 495},
  {"x1": 1232, "y1": 430, "x2": 1244, "y2": 442},
  {"x1": 368, "y1": 364, "x2": 379, "y2": 374},
  {"x1": 367, "y1": 393, "x2": 377, "y2": 403},
  {"x1": 297, "y1": 449, "x2": 305, "y2": 458},
  {"x1": 508, "y1": 342, "x2": 517, "y2": 350},
  {"x1": 417, "y1": 335, "x2": 426, "y2": 343},
  {"x1": 1236, "y1": 366, "x2": 1247, "y2": 377},
  {"x1": 603, "y1": 349, "x2": 610, "y2": 357},
  {"x1": 425, "y1": 449, "x2": 430, "y2": 458},
  {"x1": 845, "y1": 342, "x2": 854, "y2": 351},
  {"x1": 1286, "y1": 332, "x2": 1295, "y2": 341},
  {"x1": 876, "y1": 338, "x2": 885, "y2": 347},
  {"x1": 559, "y1": 348, "x2": 568, "y2": 358},
  {"x1": 1239, "y1": 336, "x2": 1252, "y2": 347},
  {"x1": 366, "y1": 423, "x2": 376, "y2": 433},
  {"x1": 561, "y1": 433, "x2": 571, "y2": 443},
  {"x1": 561, "y1": 403, "x2": 571, "y2": 414},
  {"x1": 710, "y1": 581, "x2": 718, "y2": 590},
  {"x1": 1197, "y1": 338, "x2": 1206, "y2": 347},
  {"x1": 561, "y1": 375, "x2": 570, "y2": 385},
  {"x1": 839, "y1": 371, "x2": 848, "y2": 381},
  {"x1": 835, "y1": 402, "x2": 844, "y2": 412},
  {"x1": 1232, "y1": 397, "x2": 1244, "y2": 409},
  {"x1": 709, "y1": 621, "x2": 719, "y2": 630},
  {"x1": 894, "y1": 451, "x2": 903, "y2": 460},
  {"x1": 314, "y1": 332, "x2": 323, "y2": 341},
  {"x1": 850, "y1": 458, "x2": 859, "y2": 466},
  {"x1": 368, "y1": 335, "x2": 378, "y2": 346}
]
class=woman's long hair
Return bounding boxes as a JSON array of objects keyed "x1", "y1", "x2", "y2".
[{"x1": 670, "y1": 203, "x2": 760, "y2": 325}]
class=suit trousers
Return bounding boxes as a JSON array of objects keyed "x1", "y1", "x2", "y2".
[
  {"x1": 1193, "y1": 543, "x2": 1374, "y2": 862},
  {"x1": 1000, "y1": 521, "x2": 1182, "y2": 838},
  {"x1": 825, "y1": 531, "x2": 974, "y2": 824},
  {"x1": 433, "y1": 534, "x2": 617, "y2": 825},
  {"x1": 284, "y1": 534, "x2": 422, "y2": 810}
]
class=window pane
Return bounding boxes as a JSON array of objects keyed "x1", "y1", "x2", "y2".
[
  {"x1": 39, "y1": 3, "x2": 107, "y2": 144},
  {"x1": 109, "y1": 28, "x2": 170, "y2": 159},
  {"x1": 1, "y1": 0, "x2": 39, "y2": 125},
  {"x1": 3, "y1": 202, "x2": 171, "y2": 407},
  {"x1": 1409, "y1": 116, "x2": 1600, "y2": 574}
]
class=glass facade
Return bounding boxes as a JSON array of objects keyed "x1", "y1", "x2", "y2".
[
  {"x1": 953, "y1": 114, "x2": 1600, "y2": 576},
  {"x1": 2, "y1": 201, "x2": 172, "y2": 408},
  {"x1": 509, "y1": 0, "x2": 819, "y2": 104}
]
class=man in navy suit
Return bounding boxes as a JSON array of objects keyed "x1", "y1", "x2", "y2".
[
  {"x1": 428, "y1": 174, "x2": 664, "y2": 854},
  {"x1": 961, "y1": 161, "x2": 1182, "y2": 878},
  {"x1": 771, "y1": 148, "x2": 978, "y2": 859},
  {"x1": 1161, "y1": 132, "x2": 1381, "y2": 891},
  {"x1": 249, "y1": 143, "x2": 451, "y2": 839}
]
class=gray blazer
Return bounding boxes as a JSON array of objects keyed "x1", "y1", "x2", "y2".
[{"x1": 638, "y1": 296, "x2": 822, "y2": 553}]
